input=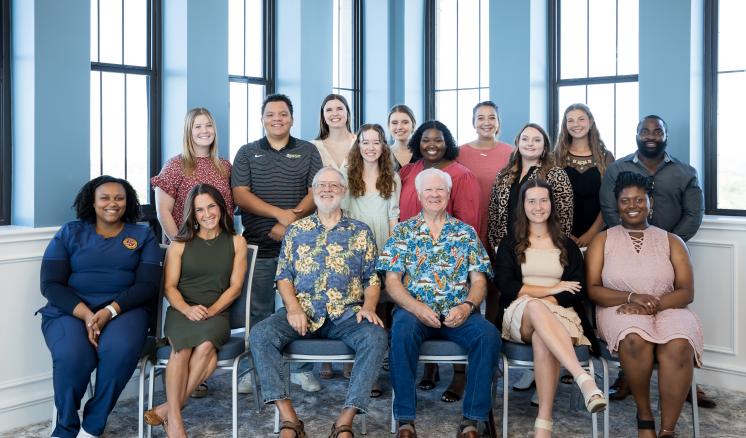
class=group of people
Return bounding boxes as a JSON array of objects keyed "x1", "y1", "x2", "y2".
[{"x1": 38, "y1": 92, "x2": 706, "y2": 438}]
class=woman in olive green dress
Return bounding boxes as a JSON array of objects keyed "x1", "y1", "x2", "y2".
[{"x1": 144, "y1": 184, "x2": 247, "y2": 438}]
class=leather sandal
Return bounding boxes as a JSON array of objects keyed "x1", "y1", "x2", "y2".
[
  {"x1": 143, "y1": 408, "x2": 165, "y2": 426},
  {"x1": 417, "y1": 365, "x2": 440, "y2": 390},
  {"x1": 575, "y1": 373, "x2": 607, "y2": 413},
  {"x1": 659, "y1": 428, "x2": 676, "y2": 437},
  {"x1": 441, "y1": 369, "x2": 465, "y2": 403},
  {"x1": 191, "y1": 381, "x2": 208, "y2": 398},
  {"x1": 686, "y1": 385, "x2": 717, "y2": 408},
  {"x1": 457, "y1": 420, "x2": 479, "y2": 438},
  {"x1": 280, "y1": 419, "x2": 307, "y2": 438},
  {"x1": 320, "y1": 362, "x2": 334, "y2": 379},
  {"x1": 396, "y1": 423, "x2": 417, "y2": 438},
  {"x1": 328, "y1": 423, "x2": 354, "y2": 438},
  {"x1": 534, "y1": 418, "x2": 553, "y2": 433}
]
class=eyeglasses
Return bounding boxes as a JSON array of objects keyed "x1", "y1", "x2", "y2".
[{"x1": 314, "y1": 182, "x2": 345, "y2": 192}]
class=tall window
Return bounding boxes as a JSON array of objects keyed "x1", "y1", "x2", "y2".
[
  {"x1": 705, "y1": 0, "x2": 746, "y2": 214},
  {"x1": 426, "y1": 0, "x2": 489, "y2": 145},
  {"x1": 332, "y1": 0, "x2": 362, "y2": 129},
  {"x1": 90, "y1": 0, "x2": 159, "y2": 205},
  {"x1": 0, "y1": 0, "x2": 10, "y2": 225},
  {"x1": 551, "y1": 0, "x2": 638, "y2": 157},
  {"x1": 229, "y1": 0, "x2": 274, "y2": 160}
]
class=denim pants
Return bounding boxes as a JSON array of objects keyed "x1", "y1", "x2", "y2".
[
  {"x1": 389, "y1": 307, "x2": 501, "y2": 422},
  {"x1": 250, "y1": 308, "x2": 388, "y2": 413}
]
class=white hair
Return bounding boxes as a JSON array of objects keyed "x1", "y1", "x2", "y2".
[
  {"x1": 414, "y1": 168, "x2": 452, "y2": 194},
  {"x1": 312, "y1": 166, "x2": 347, "y2": 188}
]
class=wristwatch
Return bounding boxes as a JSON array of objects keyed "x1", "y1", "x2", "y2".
[{"x1": 462, "y1": 300, "x2": 478, "y2": 315}]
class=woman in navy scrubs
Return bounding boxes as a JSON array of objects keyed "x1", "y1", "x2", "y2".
[{"x1": 39, "y1": 175, "x2": 161, "y2": 438}]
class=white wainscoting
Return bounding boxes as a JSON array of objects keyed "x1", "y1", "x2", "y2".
[{"x1": 1, "y1": 217, "x2": 745, "y2": 431}]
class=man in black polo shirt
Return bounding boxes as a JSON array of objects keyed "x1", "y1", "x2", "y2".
[{"x1": 232, "y1": 94, "x2": 323, "y2": 393}]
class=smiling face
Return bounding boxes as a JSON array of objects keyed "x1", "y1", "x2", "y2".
[
  {"x1": 419, "y1": 128, "x2": 446, "y2": 164},
  {"x1": 313, "y1": 169, "x2": 346, "y2": 214},
  {"x1": 417, "y1": 172, "x2": 450, "y2": 216},
  {"x1": 517, "y1": 126, "x2": 545, "y2": 162},
  {"x1": 93, "y1": 182, "x2": 127, "y2": 226},
  {"x1": 636, "y1": 117, "x2": 667, "y2": 159},
  {"x1": 523, "y1": 186, "x2": 552, "y2": 225},
  {"x1": 193, "y1": 193, "x2": 221, "y2": 233},
  {"x1": 617, "y1": 185, "x2": 651, "y2": 230},
  {"x1": 323, "y1": 99, "x2": 348, "y2": 129},
  {"x1": 389, "y1": 111, "x2": 414, "y2": 143},
  {"x1": 565, "y1": 109, "x2": 591, "y2": 140},
  {"x1": 359, "y1": 129, "x2": 384, "y2": 164},
  {"x1": 191, "y1": 114, "x2": 216, "y2": 153},
  {"x1": 262, "y1": 101, "x2": 293, "y2": 139},
  {"x1": 473, "y1": 105, "x2": 499, "y2": 139}
]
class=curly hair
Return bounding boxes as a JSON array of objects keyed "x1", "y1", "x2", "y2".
[
  {"x1": 346, "y1": 124, "x2": 397, "y2": 199},
  {"x1": 173, "y1": 184, "x2": 235, "y2": 242},
  {"x1": 513, "y1": 178, "x2": 568, "y2": 267},
  {"x1": 408, "y1": 120, "x2": 459, "y2": 162},
  {"x1": 498, "y1": 123, "x2": 555, "y2": 185},
  {"x1": 73, "y1": 175, "x2": 141, "y2": 223},
  {"x1": 554, "y1": 103, "x2": 611, "y2": 175},
  {"x1": 316, "y1": 94, "x2": 353, "y2": 140},
  {"x1": 613, "y1": 171, "x2": 654, "y2": 200},
  {"x1": 180, "y1": 107, "x2": 228, "y2": 178}
]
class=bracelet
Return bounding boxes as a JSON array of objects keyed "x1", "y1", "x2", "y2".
[
  {"x1": 626, "y1": 292, "x2": 633, "y2": 305},
  {"x1": 106, "y1": 304, "x2": 119, "y2": 319},
  {"x1": 463, "y1": 300, "x2": 478, "y2": 315}
]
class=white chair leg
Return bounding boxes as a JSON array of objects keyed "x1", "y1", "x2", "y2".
[
  {"x1": 502, "y1": 355, "x2": 509, "y2": 438},
  {"x1": 361, "y1": 412, "x2": 367, "y2": 435},
  {"x1": 274, "y1": 404, "x2": 280, "y2": 434},
  {"x1": 138, "y1": 358, "x2": 146, "y2": 438},
  {"x1": 232, "y1": 362, "x2": 239, "y2": 438},
  {"x1": 390, "y1": 390, "x2": 396, "y2": 434},
  {"x1": 601, "y1": 358, "x2": 610, "y2": 438},
  {"x1": 691, "y1": 375, "x2": 700, "y2": 438},
  {"x1": 147, "y1": 365, "x2": 155, "y2": 438},
  {"x1": 588, "y1": 360, "x2": 598, "y2": 438}
]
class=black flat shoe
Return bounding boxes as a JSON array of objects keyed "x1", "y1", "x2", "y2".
[{"x1": 417, "y1": 366, "x2": 440, "y2": 391}]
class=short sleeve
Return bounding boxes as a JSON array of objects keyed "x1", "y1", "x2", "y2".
[
  {"x1": 275, "y1": 226, "x2": 295, "y2": 282},
  {"x1": 376, "y1": 223, "x2": 406, "y2": 273},
  {"x1": 360, "y1": 227, "x2": 381, "y2": 288},
  {"x1": 306, "y1": 145, "x2": 323, "y2": 187},
  {"x1": 150, "y1": 156, "x2": 184, "y2": 198},
  {"x1": 388, "y1": 174, "x2": 401, "y2": 220},
  {"x1": 231, "y1": 145, "x2": 252, "y2": 189},
  {"x1": 464, "y1": 225, "x2": 493, "y2": 277}
]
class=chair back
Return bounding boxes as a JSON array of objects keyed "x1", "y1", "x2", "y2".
[{"x1": 229, "y1": 244, "x2": 258, "y2": 337}]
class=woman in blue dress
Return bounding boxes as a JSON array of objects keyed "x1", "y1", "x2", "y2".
[{"x1": 39, "y1": 175, "x2": 161, "y2": 438}]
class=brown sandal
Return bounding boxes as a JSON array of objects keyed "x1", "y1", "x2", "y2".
[
  {"x1": 143, "y1": 408, "x2": 165, "y2": 426},
  {"x1": 329, "y1": 423, "x2": 355, "y2": 438},
  {"x1": 280, "y1": 419, "x2": 307, "y2": 438}
]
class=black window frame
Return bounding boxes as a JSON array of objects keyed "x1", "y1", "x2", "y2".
[
  {"x1": 332, "y1": 0, "x2": 363, "y2": 130},
  {"x1": 0, "y1": 0, "x2": 11, "y2": 225},
  {"x1": 90, "y1": 0, "x2": 161, "y2": 218},
  {"x1": 548, "y1": 0, "x2": 639, "y2": 146},
  {"x1": 228, "y1": 0, "x2": 276, "y2": 151},
  {"x1": 704, "y1": 0, "x2": 746, "y2": 216}
]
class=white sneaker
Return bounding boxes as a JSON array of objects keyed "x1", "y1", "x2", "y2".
[
  {"x1": 290, "y1": 371, "x2": 321, "y2": 392},
  {"x1": 238, "y1": 373, "x2": 253, "y2": 394}
]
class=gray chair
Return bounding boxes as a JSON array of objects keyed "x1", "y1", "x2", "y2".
[
  {"x1": 271, "y1": 339, "x2": 369, "y2": 434},
  {"x1": 500, "y1": 341, "x2": 600, "y2": 438},
  {"x1": 389, "y1": 340, "x2": 470, "y2": 434},
  {"x1": 598, "y1": 341, "x2": 700, "y2": 438},
  {"x1": 147, "y1": 244, "x2": 258, "y2": 438}
]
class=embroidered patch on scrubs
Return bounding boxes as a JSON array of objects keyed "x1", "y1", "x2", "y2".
[
  {"x1": 285, "y1": 153, "x2": 301, "y2": 158},
  {"x1": 122, "y1": 237, "x2": 138, "y2": 250}
]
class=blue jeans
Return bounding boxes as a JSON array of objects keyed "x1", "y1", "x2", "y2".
[
  {"x1": 250, "y1": 308, "x2": 388, "y2": 413},
  {"x1": 42, "y1": 308, "x2": 149, "y2": 438},
  {"x1": 389, "y1": 307, "x2": 501, "y2": 422}
]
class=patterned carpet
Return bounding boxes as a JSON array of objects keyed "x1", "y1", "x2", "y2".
[{"x1": 6, "y1": 363, "x2": 745, "y2": 437}]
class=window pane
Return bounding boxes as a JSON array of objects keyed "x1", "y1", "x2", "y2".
[
  {"x1": 99, "y1": 0, "x2": 123, "y2": 64},
  {"x1": 100, "y1": 72, "x2": 126, "y2": 178},
  {"x1": 126, "y1": 74, "x2": 149, "y2": 203},
  {"x1": 559, "y1": 0, "x2": 588, "y2": 79},
  {"x1": 248, "y1": 84, "x2": 266, "y2": 148},
  {"x1": 123, "y1": 0, "x2": 147, "y2": 67},
  {"x1": 587, "y1": 0, "x2": 616, "y2": 77},
  {"x1": 479, "y1": 0, "x2": 489, "y2": 88},
  {"x1": 719, "y1": 0, "x2": 746, "y2": 72},
  {"x1": 717, "y1": 71, "x2": 746, "y2": 209},
  {"x1": 557, "y1": 85, "x2": 587, "y2": 131},
  {"x1": 229, "y1": 82, "x2": 248, "y2": 160},
  {"x1": 586, "y1": 83, "x2": 615, "y2": 153},
  {"x1": 614, "y1": 81, "x2": 639, "y2": 158},
  {"x1": 435, "y1": 90, "x2": 457, "y2": 142},
  {"x1": 228, "y1": 0, "x2": 245, "y2": 76},
  {"x1": 245, "y1": 0, "x2": 263, "y2": 77},
  {"x1": 90, "y1": 71, "x2": 102, "y2": 177},
  {"x1": 338, "y1": 0, "x2": 353, "y2": 89},
  {"x1": 457, "y1": 0, "x2": 480, "y2": 88},
  {"x1": 91, "y1": 0, "x2": 99, "y2": 62},
  {"x1": 435, "y1": 0, "x2": 457, "y2": 89},
  {"x1": 456, "y1": 89, "x2": 480, "y2": 145},
  {"x1": 617, "y1": 0, "x2": 639, "y2": 75}
]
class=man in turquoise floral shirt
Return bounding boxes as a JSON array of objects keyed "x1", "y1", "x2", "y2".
[
  {"x1": 378, "y1": 168, "x2": 501, "y2": 438},
  {"x1": 250, "y1": 167, "x2": 388, "y2": 438}
]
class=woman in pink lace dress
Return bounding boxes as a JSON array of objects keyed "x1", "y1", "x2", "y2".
[{"x1": 586, "y1": 171, "x2": 703, "y2": 438}]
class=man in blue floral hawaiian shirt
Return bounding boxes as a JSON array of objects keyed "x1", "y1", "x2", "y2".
[
  {"x1": 378, "y1": 168, "x2": 501, "y2": 438},
  {"x1": 250, "y1": 166, "x2": 388, "y2": 438}
]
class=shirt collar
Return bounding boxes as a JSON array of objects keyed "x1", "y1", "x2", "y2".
[
  {"x1": 309, "y1": 211, "x2": 351, "y2": 230},
  {"x1": 260, "y1": 135, "x2": 295, "y2": 152},
  {"x1": 629, "y1": 151, "x2": 672, "y2": 164}
]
